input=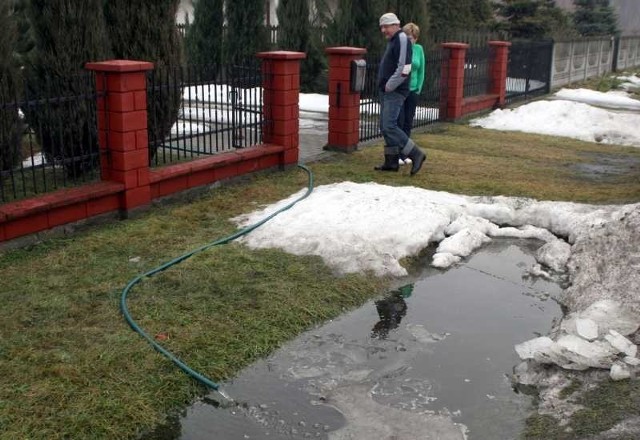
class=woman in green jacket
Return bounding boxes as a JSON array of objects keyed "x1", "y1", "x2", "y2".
[{"x1": 399, "y1": 22, "x2": 425, "y2": 139}]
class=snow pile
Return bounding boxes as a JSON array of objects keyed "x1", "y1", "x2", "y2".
[
  {"x1": 515, "y1": 300, "x2": 640, "y2": 380},
  {"x1": 554, "y1": 88, "x2": 640, "y2": 110},
  {"x1": 470, "y1": 99, "x2": 640, "y2": 147},
  {"x1": 617, "y1": 73, "x2": 640, "y2": 91},
  {"x1": 232, "y1": 182, "x2": 625, "y2": 278},
  {"x1": 514, "y1": 204, "x2": 640, "y2": 380}
]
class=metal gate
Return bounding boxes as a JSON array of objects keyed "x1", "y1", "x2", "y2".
[{"x1": 505, "y1": 40, "x2": 553, "y2": 105}]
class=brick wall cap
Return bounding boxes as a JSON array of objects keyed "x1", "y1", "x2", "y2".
[
  {"x1": 85, "y1": 60, "x2": 154, "y2": 72},
  {"x1": 325, "y1": 47, "x2": 367, "y2": 56},
  {"x1": 488, "y1": 41, "x2": 512, "y2": 47},
  {"x1": 0, "y1": 181, "x2": 124, "y2": 221},
  {"x1": 256, "y1": 51, "x2": 306, "y2": 60},
  {"x1": 441, "y1": 42, "x2": 470, "y2": 49}
]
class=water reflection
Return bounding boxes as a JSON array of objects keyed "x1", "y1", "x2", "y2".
[
  {"x1": 371, "y1": 284, "x2": 412, "y2": 339},
  {"x1": 141, "y1": 239, "x2": 563, "y2": 440}
]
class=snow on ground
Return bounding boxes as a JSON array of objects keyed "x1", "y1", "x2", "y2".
[
  {"x1": 233, "y1": 181, "x2": 625, "y2": 278},
  {"x1": 233, "y1": 81, "x2": 640, "y2": 381},
  {"x1": 554, "y1": 88, "x2": 640, "y2": 110},
  {"x1": 471, "y1": 87, "x2": 640, "y2": 147},
  {"x1": 617, "y1": 73, "x2": 640, "y2": 91}
]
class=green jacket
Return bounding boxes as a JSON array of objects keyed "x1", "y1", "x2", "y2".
[{"x1": 409, "y1": 43, "x2": 425, "y2": 94}]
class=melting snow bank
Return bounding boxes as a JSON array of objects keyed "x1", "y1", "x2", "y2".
[
  {"x1": 233, "y1": 184, "x2": 640, "y2": 372},
  {"x1": 234, "y1": 182, "x2": 640, "y2": 435},
  {"x1": 470, "y1": 100, "x2": 640, "y2": 147},
  {"x1": 233, "y1": 181, "x2": 625, "y2": 278},
  {"x1": 553, "y1": 88, "x2": 640, "y2": 111},
  {"x1": 515, "y1": 203, "x2": 640, "y2": 378},
  {"x1": 513, "y1": 204, "x2": 640, "y2": 437}
]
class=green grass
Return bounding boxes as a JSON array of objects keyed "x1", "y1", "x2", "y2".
[
  {"x1": 1, "y1": 124, "x2": 640, "y2": 439},
  {"x1": 523, "y1": 379, "x2": 640, "y2": 439}
]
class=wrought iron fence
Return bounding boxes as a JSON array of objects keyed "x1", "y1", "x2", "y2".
[
  {"x1": 414, "y1": 48, "x2": 445, "y2": 130},
  {"x1": 358, "y1": 47, "x2": 445, "y2": 143},
  {"x1": 147, "y1": 60, "x2": 264, "y2": 167},
  {"x1": 0, "y1": 70, "x2": 101, "y2": 204},
  {"x1": 463, "y1": 46, "x2": 491, "y2": 98},
  {"x1": 358, "y1": 52, "x2": 384, "y2": 142},
  {"x1": 506, "y1": 40, "x2": 553, "y2": 106}
]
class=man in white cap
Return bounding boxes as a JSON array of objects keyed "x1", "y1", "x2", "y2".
[{"x1": 375, "y1": 12, "x2": 426, "y2": 175}]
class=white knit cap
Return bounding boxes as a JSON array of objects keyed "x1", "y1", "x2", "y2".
[{"x1": 379, "y1": 12, "x2": 400, "y2": 26}]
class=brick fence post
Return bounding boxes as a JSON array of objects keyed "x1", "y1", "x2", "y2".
[
  {"x1": 324, "y1": 47, "x2": 367, "y2": 153},
  {"x1": 488, "y1": 41, "x2": 512, "y2": 108},
  {"x1": 85, "y1": 60, "x2": 154, "y2": 215},
  {"x1": 256, "y1": 51, "x2": 306, "y2": 167},
  {"x1": 440, "y1": 43, "x2": 469, "y2": 121}
]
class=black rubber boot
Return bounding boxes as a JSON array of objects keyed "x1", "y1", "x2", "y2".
[
  {"x1": 407, "y1": 146, "x2": 426, "y2": 176},
  {"x1": 374, "y1": 154, "x2": 400, "y2": 172}
]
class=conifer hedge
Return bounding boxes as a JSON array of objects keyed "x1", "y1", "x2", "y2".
[{"x1": 0, "y1": 0, "x2": 22, "y2": 171}]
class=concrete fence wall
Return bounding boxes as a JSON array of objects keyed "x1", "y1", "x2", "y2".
[
  {"x1": 551, "y1": 38, "x2": 616, "y2": 89},
  {"x1": 617, "y1": 36, "x2": 640, "y2": 71}
]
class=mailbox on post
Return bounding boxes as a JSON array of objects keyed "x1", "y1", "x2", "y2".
[{"x1": 350, "y1": 59, "x2": 367, "y2": 93}]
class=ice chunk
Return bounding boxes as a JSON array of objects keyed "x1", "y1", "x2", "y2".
[
  {"x1": 556, "y1": 334, "x2": 618, "y2": 369},
  {"x1": 431, "y1": 252, "x2": 461, "y2": 268},
  {"x1": 445, "y1": 214, "x2": 499, "y2": 236},
  {"x1": 610, "y1": 362, "x2": 631, "y2": 381},
  {"x1": 604, "y1": 329, "x2": 638, "y2": 357},
  {"x1": 575, "y1": 318, "x2": 599, "y2": 341},
  {"x1": 535, "y1": 239, "x2": 571, "y2": 273},
  {"x1": 436, "y1": 228, "x2": 491, "y2": 257},
  {"x1": 515, "y1": 337, "x2": 554, "y2": 360},
  {"x1": 581, "y1": 300, "x2": 640, "y2": 336}
]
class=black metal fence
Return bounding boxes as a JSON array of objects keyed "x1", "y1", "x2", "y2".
[
  {"x1": 0, "y1": 71, "x2": 102, "y2": 204},
  {"x1": 506, "y1": 40, "x2": 553, "y2": 105},
  {"x1": 463, "y1": 46, "x2": 492, "y2": 98},
  {"x1": 358, "y1": 47, "x2": 445, "y2": 143},
  {"x1": 147, "y1": 60, "x2": 264, "y2": 167}
]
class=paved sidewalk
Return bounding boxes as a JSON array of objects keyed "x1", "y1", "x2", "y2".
[{"x1": 298, "y1": 112, "x2": 333, "y2": 163}]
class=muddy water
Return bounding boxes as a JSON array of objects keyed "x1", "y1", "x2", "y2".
[{"x1": 146, "y1": 238, "x2": 563, "y2": 440}]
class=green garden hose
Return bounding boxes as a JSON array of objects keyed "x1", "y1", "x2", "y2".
[{"x1": 120, "y1": 164, "x2": 314, "y2": 390}]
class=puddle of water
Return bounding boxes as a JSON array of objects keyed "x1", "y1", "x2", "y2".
[
  {"x1": 144, "y1": 238, "x2": 563, "y2": 440},
  {"x1": 571, "y1": 152, "x2": 640, "y2": 182}
]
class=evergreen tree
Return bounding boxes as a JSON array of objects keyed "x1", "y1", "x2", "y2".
[
  {"x1": 428, "y1": 0, "x2": 476, "y2": 38},
  {"x1": 25, "y1": 0, "x2": 112, "y2": 176},
  {"x1": 277, "y1": 0, "x2": 310, "y2": 49},
  {"x1": 494, "y1": 0, "x2": 549, "y2": 39},
  {"x1": 104, "y1": 0, "x2": 184, "y2": 161},
  {"x1": 539, "y1": 0, "x2": 578, "y2": 39},
  {"x1": 276, "y1": 0, "x2": 326, "y2": 92},
  {"x1": 494, "y1": 0, "x2": 577, "y2": 39},
  {"x1": 0, "y1": 0, "x2": 22, "y2": 171},
  {"x1": 185, "y1": 0, "x2": 224, "y2": 72},
  {"x1": 573, "y1": 0, "x2": 618, "y2": 36},
  {"x1": 326, "y1": 0, "x2": 385, "y2": 55},
  {"x1": 12, "y1": 0, "x2": 33, "y2": 67},
  {"x1": 225, "y1": 0, "x2": 269, "y2": 61},
  {"x1": 471, "y1": 0, "x2": 494, "y2": 26}
]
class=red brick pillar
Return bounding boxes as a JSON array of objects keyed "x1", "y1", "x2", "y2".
[
  {"x1": 324, "y1": 47, "x2": 367, "y2": 153},
  {"x1": 440, "y1": 43, "x2": 469, "y2": 121},
  {"x1": 256, "y1": 51, "x2": 306, "y2": 167},
  {"x1": 85, "y1": 60, "x2": 154, "y2": 214},
  {"x1": 489, "y1": 41, "x2": 512, "y2": 108}
]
